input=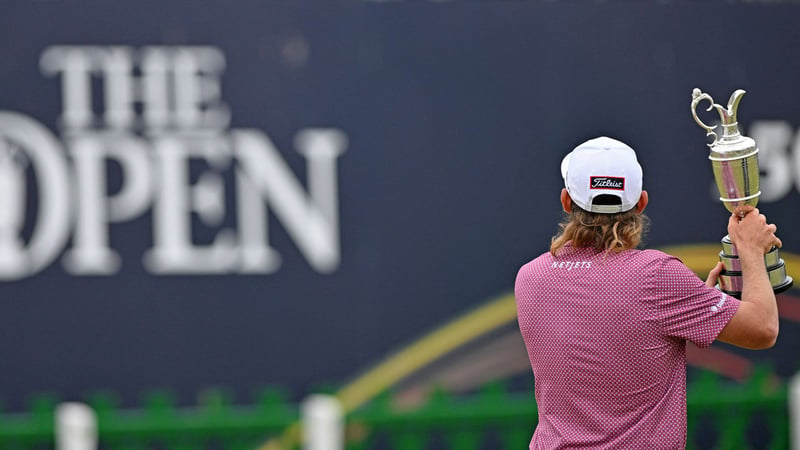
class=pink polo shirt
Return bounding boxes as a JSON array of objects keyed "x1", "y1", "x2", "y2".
[{"x1": 515, "y1": 245, "x2": 739, "y2": 449}]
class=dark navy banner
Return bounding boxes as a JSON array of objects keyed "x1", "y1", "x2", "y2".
[{"x1": 1, "y1": 1, "x2": 799, "y2": 409}]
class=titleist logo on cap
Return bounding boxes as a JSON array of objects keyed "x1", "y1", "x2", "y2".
[{"x1": 590, "y1": 176, "x2": 625, "y2": 190}]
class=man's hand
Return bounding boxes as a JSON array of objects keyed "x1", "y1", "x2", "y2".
[
  {"x1": 727, "y1": 208, "x2": 781, "y2": 257},
  {"x1": 705, "y1": 261, "x2": 724, "y2": 288}
]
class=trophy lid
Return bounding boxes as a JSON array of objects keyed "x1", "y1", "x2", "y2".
[{"x1": 691, "y1": 88, "x2": 756, "y2": 160}]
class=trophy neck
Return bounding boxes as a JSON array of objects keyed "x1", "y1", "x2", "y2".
[{"x1": 719, "y1": 122, "x2": 743, "y2": 142}]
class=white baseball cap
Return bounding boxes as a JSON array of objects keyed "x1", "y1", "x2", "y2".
[{"x1": 560, "y1": 136, "x2": 643, "y2": 214}]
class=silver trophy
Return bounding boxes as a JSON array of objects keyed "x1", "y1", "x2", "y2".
[{"x1": 690, "y1": 88, "x2": 793, "y2": 298}]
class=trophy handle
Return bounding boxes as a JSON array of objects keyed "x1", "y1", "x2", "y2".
[{"x1": 691, "y1": 88, "x2": 723, "y2": 146}]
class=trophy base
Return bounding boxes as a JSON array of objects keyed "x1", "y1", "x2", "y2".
[
  {"x1": 718, "y1": 274, "x2": 793, "y2": 299},
  {"x1": 716, "y1": 235, "x2": 794, "y2": 299}
]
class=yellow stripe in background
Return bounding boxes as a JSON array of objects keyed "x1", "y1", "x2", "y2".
[{"x1": 336, "y1": 292, "x2": 518, "y2": 412}]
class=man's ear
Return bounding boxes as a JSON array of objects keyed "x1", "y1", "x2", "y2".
[
  {"x1": 560, "y1": 188, "x2": 572, "y2": 213},
  {"x1": 636, "y1": 190, "x2": 649, "y2": 213}
]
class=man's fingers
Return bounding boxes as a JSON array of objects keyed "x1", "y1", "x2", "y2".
[
  {"x1": 705, "y1": 262, "x2": 724, "y2": 288},
  {"x1": 727, "y1": 210, "x2": 782, "y2": 252},
  {"x1": 728, "y1": 214, "x2": 739, "y2": 232}
]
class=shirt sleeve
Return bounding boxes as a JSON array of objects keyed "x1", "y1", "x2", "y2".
[{"x1": 647, "y1": 256, "x2": 740, "y2": 348}]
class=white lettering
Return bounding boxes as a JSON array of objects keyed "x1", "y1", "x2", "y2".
[
  {"x1": 550, "y1": 260, "x2": 592, "y2": 270},
  {"x1": 40, "y1": 46, "x2": 100, "y2": 130},
  {"x1": 0, "y1": 45, "x2": 347, "y2": 280},
  {"x1": 749, "y1": 121, "x2": 793, "y2": 202},
  {"x1": 41, "y1": 46, "x2": 230, "y2": 133},
  {"x1": 144, "y1": 134, "x2": 237, "y2": 273},
  {"x1": 63, "y1": 133, "x2": 153, "y2": 274},
  {"x1": 0, "y1": 112, "x2": 72, "y2": 280},
  {"x1": 102, "y1": 47, "x2": 136, "y2": 131},
  {"x1": 234, "y1": 130, "x2": 346, "y2": 274},
  {"x1": 171, "y1": 47, "x2": 229, "y2": 130},
  {"x1": 710, "y1": 294, "x2": 728, "y2": 312}
]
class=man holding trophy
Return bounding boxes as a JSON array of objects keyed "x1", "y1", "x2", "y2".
[{"x1": 514, "y1": 89, "x2": 782, "y2": 449}]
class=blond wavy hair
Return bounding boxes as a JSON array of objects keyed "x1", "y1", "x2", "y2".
[{"x1": 550, "y1": 205, "x2": 649, "y2": 255}]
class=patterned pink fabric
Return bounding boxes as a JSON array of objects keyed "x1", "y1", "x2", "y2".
[{"x1": 515, "y1": 245, "x2": 739, "y2": 449}]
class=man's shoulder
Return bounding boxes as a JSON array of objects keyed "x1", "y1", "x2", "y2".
[
  {"x1": 631, "y1": 248, "x2": 676, "y2": 262},
  {"x1": 624, "y1": 248, "x2": 699, "y2": 281},
  {"x1": 613, "y1": 248, "x2": 683, "y2": 273}
]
